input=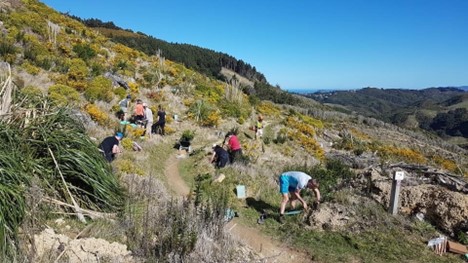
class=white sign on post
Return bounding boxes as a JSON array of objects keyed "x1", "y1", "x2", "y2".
[
  {"x1": 389, "y1": 171, "x2": 405, "y2": 215},
  {"x1": 394, "y1": 171, "x2": 405, "y2": 181}
]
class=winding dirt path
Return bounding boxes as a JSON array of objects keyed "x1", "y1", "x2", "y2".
[
  {"x1": 163, "y1": 154, "x2": 312, "y2": 263},
  {"x1": 164, "y1": 154, "x2": 190, "y2": 197}
]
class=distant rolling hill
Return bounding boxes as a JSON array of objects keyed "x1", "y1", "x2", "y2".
[{"x1": 304, "y1": 87, "x2": 468, "y2": 147}]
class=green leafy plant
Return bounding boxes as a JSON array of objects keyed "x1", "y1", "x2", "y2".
[
  {"x1": 0, "y1": 107, "x2": 124, "y2": 257},
  {"x1": 180, "y1": 130, "x2": 195, "y2": 142},
  {"x1": 48, "y1": 84, "x2": 80, "y2": 106},
  {"x1": 85, "y1": 76, "x2": 113, "y2": 102},
  {"x1": 457, "y1": 231, "x2": 468, "y2": 245},
  {"x1": 73, "y1": 43, "x2": 96, "y2": 62},
  {"x1": 274, "y1": 128, "x2": 288, "y2": 144}
]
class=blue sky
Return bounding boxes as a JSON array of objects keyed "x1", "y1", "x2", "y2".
[{"x1": 41, "y1": 0, "x2": 468, "y2": 90}]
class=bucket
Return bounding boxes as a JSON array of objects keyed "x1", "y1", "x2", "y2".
[{"x1": 236, "y1": 185, "x2": 246, "y2": 199}]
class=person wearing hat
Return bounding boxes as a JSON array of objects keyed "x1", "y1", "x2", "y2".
[
  {"x1": 98, "y1": 132, "x2": 123, "y2": 162},
  {"x1": 211, "y1": 144, "x2": 229, "y2": 169},
  {"x1": 143, "y1": 103, "x2": 153, "y2": 138},
  {"x1": 119, "y1": 95, "x2": 131, "y2": 121}
]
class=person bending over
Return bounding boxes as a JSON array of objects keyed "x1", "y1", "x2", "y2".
[
  {"x1": 99, "y1": 132, "x2": 123, "y2": 162},
  {"x1": 211, "y1": 144, "x2": 229, "y2": 168},
  {"x1": 278, "y1": 171, "x2": 320, "y2": 223}
]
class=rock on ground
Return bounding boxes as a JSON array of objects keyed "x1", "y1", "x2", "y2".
[
  {"x1": 34, "y1": 228, "x2": 135, "y2": 263},
  {"x1": 370, "y1": 169, "x2": 468, "y2": 235}
]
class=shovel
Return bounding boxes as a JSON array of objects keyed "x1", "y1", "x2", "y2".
[{"x1": 257, "y1": 209, "x2": 303, "y2": 224}]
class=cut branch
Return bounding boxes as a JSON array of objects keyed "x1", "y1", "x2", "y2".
[{"x1": 43, "y1": 197, "x2": 116, "y2": 221}]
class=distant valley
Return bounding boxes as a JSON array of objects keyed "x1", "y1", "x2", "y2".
[{"x1": 303, "y1": 87, "x2": 468, "y2": 148}]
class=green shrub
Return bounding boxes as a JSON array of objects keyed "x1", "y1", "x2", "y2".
[
  {"x1": 23, "y1": 39, "x2": 53, "y2": 70},
  {"x1": 19, "y1": 85, "x2": 43, "y2": 106},
  {"x1": 353, "y1": 147, "x2": 365, "y2": 156},
  {"x1": 85, "y1": 76, "x2": 113, "y2": 102},
  {"x1": 0, "y1": 39, "x2": 16, "y2": 55},
  {"x1": 20, "y1": 61, "x2": 40, "y2": 75},
  {"x1": 73, "y1": 43, "x2": 96, "y2": 62},
  {"x1": 457, "y1": 231, "x2": 468, "y2": 245},
  {"x1": 187, "y1": 100, "x2": 218, "y2": 126},
  {"x1": 66, "y1": 58, "x2": 89, "y2": 91},
  {"x1": 113, "y1": 86, "x2": 127, "y2": 98},
  {"x1": 35, "y1": 54, "x2": 53, "y2": 70},
  {"x1": 181, "y1": 130, "x2": 195, "y2": 142},
  {"x1": 262, "y1": 125, "x2": 274, "y2": 145},
  {"x1": 0, "y1": 40, "x2": 17, "y2": 63},
  {"x1": 91, "y1": 62, "x2": 105, "y2": 76},
  {"x1": 48, "y1": 84, "x2": 80, "y2": 106},
  {"x1": 274, "y1": 128, "x2": 288, "y2": 144}
]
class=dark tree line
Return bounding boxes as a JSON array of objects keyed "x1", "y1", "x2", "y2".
[
  {"x1": 252, "y1": 82, "x2": 303, "y2": 105},
  {"x1": 66, "y1": 16, "x2": 267, "y2": 84},
  {"x1": 112, "y1": 36, "x2": 267, "y2": 84},
  {"x1": 429, "y1": 108, "x2": 468, "y2": 138},
  {"x1": 66, "y1": 15, "x2": 122, "y2": 30}
]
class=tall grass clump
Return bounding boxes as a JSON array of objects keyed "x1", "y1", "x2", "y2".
[
  {"x1": 0, "y1": 124, "x2": 28, "y2": 259},
  {"x1": 0, "y1": 104, "x2": 125, "y2": 258},
  {"x1": 22, "y1": 108, "x2": 125, "y2": 211}
]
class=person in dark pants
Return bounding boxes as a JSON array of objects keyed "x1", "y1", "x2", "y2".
[
  {"x1": 225, "y1": 132, "x2": 242, "y2": 163},
  {"x1": 211, "y1": 144, "x2": 229, "y2": 168},
  {"x1": 134, "y1": 99, "x2": 145, "y2": 124},
  {"x1": 99, "y1": 132, "x2": 123, "y2": 162},
  {"x1": 152, "y1": 105, "x2": 166, "y2": 135}
]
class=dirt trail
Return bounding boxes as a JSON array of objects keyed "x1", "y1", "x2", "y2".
[
  {"x1": 164, "y1": 154, "x2": 190, "y2": 197},
  {"x1": 163, "y1": 154, "x2": 312, "y2": 263}
]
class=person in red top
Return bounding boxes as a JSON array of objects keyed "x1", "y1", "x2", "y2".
[{"x1": 225, "y1": 132, "x2": 242, "y2": 163}]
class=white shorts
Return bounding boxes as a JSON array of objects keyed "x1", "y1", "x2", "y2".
[{"x1": 256, "y1": 128, "x2": 263, "y2": 137}]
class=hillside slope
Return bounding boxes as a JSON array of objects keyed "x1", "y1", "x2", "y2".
[
  {"x1": 307, "y1": 87, "x2": 468, "y2": 147},
  {"x1": 67, "y1": 16, "x2": 267, "y2": 85}
]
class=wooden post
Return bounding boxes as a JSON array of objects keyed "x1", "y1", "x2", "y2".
[{"x1": 388, "y1": 171, "x2": 405, "y2": 215}]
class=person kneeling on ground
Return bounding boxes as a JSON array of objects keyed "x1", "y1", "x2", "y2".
[
  {"x1": 99, "y1": 132, "x2": 123, "y2": 162},
  {"x1": 211, "y1": 144, "x2": 229, "y2": 168},
  {"x1": 278, "y1": 171, "x2": 321, "y2": 223}
]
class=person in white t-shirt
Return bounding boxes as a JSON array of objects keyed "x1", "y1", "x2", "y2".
[
  {"x1": 143, "y1": 103, "x2": 153, "y2": 138},
  {"x1": 278, "y1": 171, "x2": 321, "y2": 223}
]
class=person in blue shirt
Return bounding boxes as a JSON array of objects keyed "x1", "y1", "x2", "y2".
[{"x1": 278, "y1": 171, "x2": 321, "y2": 223}]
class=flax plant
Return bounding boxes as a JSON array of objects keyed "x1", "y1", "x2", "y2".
[{"x1": 0, "y1": 102, "x2": 124, "y2": 257}]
